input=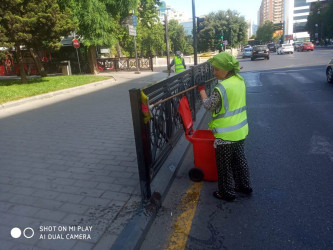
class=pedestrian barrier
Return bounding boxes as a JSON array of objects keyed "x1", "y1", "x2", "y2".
[
  {"x1": 129, "y1": 62, "x2": 217, "y2": 201},
  {"x1": 97, "y1": 57, "x2": 153, "y2": 71}
]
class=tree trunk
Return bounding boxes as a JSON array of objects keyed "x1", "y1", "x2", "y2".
[
  {"x1": 88, "y1": 46, "x2": 98, "y2": 75},
  {"x1": 116, "y1": 43, "x2": 123, "y2": 57},
  {"x1": 15, "y1": 46, "x2": 27, "y2": 84},
  {"x1": 29, "y1": 48, "x2": 47, "y2": 77}
]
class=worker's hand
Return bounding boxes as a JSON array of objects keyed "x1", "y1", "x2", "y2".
[{"x1": 197, "y1": 85, "x2": 205, "y2": 92}]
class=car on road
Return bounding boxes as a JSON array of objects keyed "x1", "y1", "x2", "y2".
[
  {"x1": 277, "y1": 43, "x2": 294, "y2": 54},
  {"x1": 267, "y1": 43, "x2": 277, "y2": 52},
  {"x1": 326, "y1": 58, "x2": 333, "y2": 83},
  {"x1": 293, "y1": 41, "x2": 303, "y2": 51},
  {"x1": 298, "y1": 42, "x2": 314, "y2": 52},
  {"x1": 251, "y1": 45, "x2": 269, "y2": 61},
  {"x1": 242, "y1": 47, "x2": 253, "y2": 58}
]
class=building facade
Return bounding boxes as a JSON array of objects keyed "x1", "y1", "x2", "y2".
[
  {"x1": 259, "y1": 0, "x2": 284, "y2": 26},
  {"x1": 283, "y1": 0, "x2": 329, "y2": 43}
]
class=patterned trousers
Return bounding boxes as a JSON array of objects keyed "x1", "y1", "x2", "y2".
[{"x1": 215, "y1": 140, "x2": 251, "y2": 197}]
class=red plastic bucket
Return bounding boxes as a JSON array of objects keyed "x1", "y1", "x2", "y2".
[{"x1": 178, "y1": 96, "x2": 218, "y2": 181}]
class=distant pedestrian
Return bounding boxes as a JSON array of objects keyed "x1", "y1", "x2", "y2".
[
  {"x1": 197, "y1": 52, "x2": 252, "y2": 202},
  {"x1": 169, "y1": 51, "x2": 186, "y2": 73}
]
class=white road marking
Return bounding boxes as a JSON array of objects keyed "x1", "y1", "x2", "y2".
[
  {"x1": 289, "y1": 72, "x2": 313, "y2": 84},
  {"x1": 310, "y1": 133, "x2": 333, "y2": 162},
  {"x1": 240, "y1": 72, "x2": 262, "y2": 87}
]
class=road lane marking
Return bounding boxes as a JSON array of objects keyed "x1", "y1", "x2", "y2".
[
  {"x1": 289, "y1": 72, "x2": 313, "y2": 83},
  {"x1": 310, "y1": 132, "x2": 333, "y2": 162},
  {"x1": 240, "y1": 72, "x2": 262, "y2": 87},
  {"x1": 166, "y1": 181, "x2": 203, "y2": 250}
]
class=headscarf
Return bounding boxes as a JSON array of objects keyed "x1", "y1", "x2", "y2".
[{"x1": 208, "y1": 52, "x2": 243, "y2": 80}]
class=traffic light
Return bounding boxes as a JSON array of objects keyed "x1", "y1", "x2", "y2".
[
  {"x1": 197, "y1": 17, "x2": 205, "y2": 32},
  {"x1": 220, "y1": 31, "x2": 224, "y2": 46},
  {"x1": 218, "y1": 31, "x2": 224, "y2": 51}
]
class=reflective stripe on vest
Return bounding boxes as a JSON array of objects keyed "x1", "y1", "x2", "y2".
[
  {"x1": 213, "y1": 83, "x2": 247, "y2": 120},
  {"x1": 174, "y1": 57, "x2": 185, "y2": 72},
  {"x1": 212, "y1": 119, "x2": 248, "y2": 133}
]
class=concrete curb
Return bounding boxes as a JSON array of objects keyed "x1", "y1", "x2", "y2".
[{"x1": 110, "y1": 106, "x2": 208, "y2": 250}]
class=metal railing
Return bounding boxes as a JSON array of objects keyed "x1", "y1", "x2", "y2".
[
  {"x1": 97, "y1": 57, "x2": 153, "y2": 71},
  {"x1": 129, "y1": 62, "x2": 217, "y2": 201}
]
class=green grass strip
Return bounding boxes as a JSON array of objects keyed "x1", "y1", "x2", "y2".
[{"x1": 0, "y1": 75, "x2": 112, "y2": 104}]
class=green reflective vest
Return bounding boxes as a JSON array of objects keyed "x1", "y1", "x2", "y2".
[
  {"x1": 208, "y1": 75, "x2": 248, "y2": 141},
  {"x1": 174, "y1": 57, "x2": 185, "y2": 73}
]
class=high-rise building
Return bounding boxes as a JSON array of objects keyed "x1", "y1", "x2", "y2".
[{"x1": 259, "y1": 0, "x2": 283, "y2": 26}]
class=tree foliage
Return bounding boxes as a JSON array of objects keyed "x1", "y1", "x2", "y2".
[
  {"x1": 0, "y1": 0, "x2": 75, "y2": 82},
  {"x1": 256, "y1": 20, "x2": 274, "y2": 44},
  {"x1": 306, "y1": 0, "x2": 333, "y2": 42},
  {"x1": 197, "y1": 10, "x2": 248, "y2": 52}
]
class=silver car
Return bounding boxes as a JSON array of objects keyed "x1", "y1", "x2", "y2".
[
  {"x1": 277, "y1": 43, "x2": 294, "y2": 54},
  {"x1": 243, "y1": 48, "x2": 253, "y2": 58}
]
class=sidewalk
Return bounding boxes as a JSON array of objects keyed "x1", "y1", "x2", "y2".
[{"x1": 0, "y1": 68, "x2": 198, "y2": 249}]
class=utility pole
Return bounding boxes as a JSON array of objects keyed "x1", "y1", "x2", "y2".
[
  {"x1": 164, "y1": 14, "x2": 170, "y2": 75},
  {"x1": 192, "y1": 0, "x2": 197, "y2": 65}
]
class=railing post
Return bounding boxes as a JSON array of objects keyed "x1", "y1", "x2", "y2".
[
  {"x1": 191, "y1": 66, "x2": 197, "y2": 121},
  {"x1": 129, "y1": 88, "x2": 152, "y2": 201}
]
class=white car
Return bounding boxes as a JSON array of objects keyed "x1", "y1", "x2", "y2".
[{"x1": 277, "y1": 44, "x2": 294, "y2": 54}]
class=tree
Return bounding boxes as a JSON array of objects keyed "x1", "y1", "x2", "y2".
[
  {"x1": 59, "y1": 0, "x2": 162, "y2": 73},
  {"x1": 197, "y1": 10, "x2": 248, "y2": 52},
  {"x1": 256, "y1": 20, "x2": 274, "y2": 44},
  {"x1": 0, "y1": 0, "x2": 75, "y2": 83},
  {"x1": 306, "y1": 0, "x2": 333, "y2": 42}
]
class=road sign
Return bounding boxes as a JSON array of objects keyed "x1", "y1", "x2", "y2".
[
  {"x1": 128, "y1": 25, "x2": 137, "y2": 36},
  {"x1": 223, "y1": 40, "x2": 228, "y2": 45},
  {"x1": 72, "y1": 39, "x2": 80, "y2": 48},
  {"x1": 132, "y1": 15, "x2": 137, "y2": 27}
]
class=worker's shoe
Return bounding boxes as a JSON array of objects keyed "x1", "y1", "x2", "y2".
[
  {"x1": 213, "y1": 191, "x2": 235, "y2": 202},
  {"x1": 235, "y1": 187, "x2": 253, "y2": 195}
]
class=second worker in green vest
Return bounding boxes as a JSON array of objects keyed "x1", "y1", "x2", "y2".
[
  {"x1": 198, "y1": 52, "x2": 252, "y2": 202},
  {"x1": 169, "y1": 51, "x2": 186, "y2": 73}
]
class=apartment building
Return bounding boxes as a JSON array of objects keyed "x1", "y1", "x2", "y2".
[{"x1": 259, "y1": 0, "x2": 284, "y2": 26}]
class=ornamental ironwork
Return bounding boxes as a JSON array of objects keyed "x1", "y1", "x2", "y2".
[{"x1": 129, "y1": 62, "x2": 216, "y2": 201}]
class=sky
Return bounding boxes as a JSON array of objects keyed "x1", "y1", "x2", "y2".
[{"x1": 163, "y1": 0, "x2": 262, "y2": 24}]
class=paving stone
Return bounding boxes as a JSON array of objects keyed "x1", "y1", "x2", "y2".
[
  {"x1": 0, "y1": 70, "x2": 169, "y2": 249},
  {"x1": 93, "y1": 233, "x2": 117, "y2": 250},
  {"x1": 10, "y1": 205, "x2": 40, "y2": 217},
  {"x1": 71, "y1": 240, "x2": 94, "y2": 250},
  {"x1": 79, "y1": 197, "x2": 111, "y2": 207},
  {"x1": 58, "y1": 203, "x2": 90, "y2": 215},
  {"x1": 56, "y1": 193, "x2": 84, "y2": 203}
]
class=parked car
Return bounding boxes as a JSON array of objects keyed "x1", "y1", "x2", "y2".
[
  {"x1": 293, "y1": 41, "x2": 303, "y2": 50},
  {"x1": 277, "y1": 43, "x2": 294, "y2": 54},
  {"x1": 298, "y1": 42, "x2": 314, "y2": 51},
  {"x1": 267, "y1": 43, "x2": 276, "y2": 52},
  {"x1": 251, "y1": 45, "x2": 270, "y2": 61},
  {"x1": 242, "y1": 47, "x2": 253, "y2": 58},
  {"x1": 326, "y1": 58, "x2": 333, "y2": 83}
]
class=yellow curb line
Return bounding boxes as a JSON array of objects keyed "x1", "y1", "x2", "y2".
[{"x1": 166, "y1": 182, "x2": 203, "y2": 250}]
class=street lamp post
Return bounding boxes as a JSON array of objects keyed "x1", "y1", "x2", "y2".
[{"x1": 192, "y1": 0, "x2": 197, "y2": 65}]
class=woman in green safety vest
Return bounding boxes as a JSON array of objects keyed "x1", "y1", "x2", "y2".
[
  {"x1": 198, "y1": 52, "x2": 252, "y2": 202},
  {"x1": 169, "y1": 51, "x2": 186, "y2": 73}
]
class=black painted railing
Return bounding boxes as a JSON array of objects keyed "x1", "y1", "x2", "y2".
[
  {"x1": 97, "y1": 57, "x2": 153, "y2": 71},
  {"x1": 129, "y1": 62, "x2": 217, "y2": 201}
]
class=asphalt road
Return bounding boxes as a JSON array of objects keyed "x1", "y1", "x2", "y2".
[{"x1": 141, "y1": 48, "x2": 333, "y2": 250}]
